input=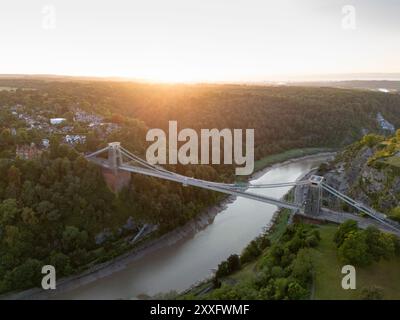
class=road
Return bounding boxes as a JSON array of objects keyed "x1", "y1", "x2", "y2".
[{"x1": 293, "y1": 174, "x2": 400, "y2": 236}]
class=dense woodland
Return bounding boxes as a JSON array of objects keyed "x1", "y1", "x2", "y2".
[
  {"x1": 1, "y1": 78, "x2": 400, "y2": 294},
  {"x1": 2, "y1": 79, "x2": 400, "y2": 158}
]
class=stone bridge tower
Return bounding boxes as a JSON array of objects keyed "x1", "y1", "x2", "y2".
[
  {"x1": 102, "y1": 142, "x2": 131, "y2": 192},
  {"x1": 304, "y1": 175, "x2": 324, "y2": 216}
]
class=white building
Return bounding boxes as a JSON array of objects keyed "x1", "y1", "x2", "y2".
[
  {"x1": 64, "y1": 135, "x2": 86, "y2": 144},
  {"x1": 42, "y1": 139, "x2": 50, "y2": 148},
  {"x1": 50, "y1": 118, "x2": 66, "y2": 125}
]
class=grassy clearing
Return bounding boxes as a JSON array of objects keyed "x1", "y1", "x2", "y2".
[
  {"x1": 226, "y1": 261, "x2": 257, "y2": 283},
  {"x1": 254, "y1": 148, "x2": 332, "y2": 172},
  {"x1": 311, "y1": 224, "x2": 400, "y2": 300},
  {"x1": 379, "y1": 155, "x2": 400, "y2": 168}
]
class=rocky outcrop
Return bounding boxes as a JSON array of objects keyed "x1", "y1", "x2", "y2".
[{"x1": 323, "y1": 144, "x2": 400, "y2": 214}]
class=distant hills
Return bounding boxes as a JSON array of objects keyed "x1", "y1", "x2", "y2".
[
  {"x1": 287, "y1": 80, "x2": 400, "y2": 92},
  {"x1": 1, "y1": 74, "x2": 400, "y2": 90}
]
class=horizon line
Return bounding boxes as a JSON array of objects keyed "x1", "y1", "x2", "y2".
[{"x1": 1, "y1": 72, "x2": 400, "y2": 85}]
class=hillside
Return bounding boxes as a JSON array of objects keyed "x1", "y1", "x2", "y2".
[
  {"x1": 321, "y1": 132, "x2": 400, "y2": 219},
  {"x1": 1, "y1": 79, "x2": 400, "y2": 161}
]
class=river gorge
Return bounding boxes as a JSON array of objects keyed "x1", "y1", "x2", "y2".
[{"x1": 53, "y1": 154, "x2": 332, "y2": 300}]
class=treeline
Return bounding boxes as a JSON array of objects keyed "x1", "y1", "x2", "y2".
[
  {"x1": 334, "y1": 220, "x2": 400, "y2": 267},
  {"x1": 1, "y1": 79, "x2": 400, "y2": 160}
]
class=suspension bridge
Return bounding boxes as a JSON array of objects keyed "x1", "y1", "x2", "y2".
[{"x1": 86, "y1": 142, "x2": 400, "y2": 235}]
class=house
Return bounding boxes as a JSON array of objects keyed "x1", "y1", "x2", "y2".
[
  {"x1": 64, "y1": 135, "x2": 86, "y2": 144},
  {"x1": 75, "y1": 108, "x2": 103, "y2": 124},
  {"x1": 62, "y1": 126, "x2": 74, "y2": 133},
  {"x1": 42, "y1": 139, "x2": 50, "y2": 148},
  {"x1": 50, "y1": 118, "x2": 66, "y2": 125},
  {"x1": 16, "y1": 143, "x2": 42, "y2": 160}
]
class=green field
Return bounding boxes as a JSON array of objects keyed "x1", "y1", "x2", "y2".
[
  {"x1": 254, "y1": 148, "x2": 332, "y2": 172},
  {"x1": 311, "y1": 224, "x2": 400, "y2": 300}
]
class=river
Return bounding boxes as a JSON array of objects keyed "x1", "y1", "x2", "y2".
[{"x1": 58, "y1": 154, "x2": 330, "y2": 300}]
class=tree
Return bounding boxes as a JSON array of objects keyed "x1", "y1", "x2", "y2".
[
  {"x1": 305, "y1": 234, "x2": 319, "y2": 247},
  {"x1": 338, "y1": 231, "x2": 372, "y2": 267},
  {"x1": 0, "y1": 128, "x2": 12, "y2": 147},
  {"x1": 333, "y1": 219, "x2": 358, "y2": 248},
  {"x1": 364, "y1": 226, "x2": 395, "y2": 262},
  {"x1": 376, "y1": 232, "x2": 395, "y2": 260},
  {"x1": 21, "y1": 207, "x2": 38, "y2": 225},
  {"x1": 364, "y1": 226, "x2": 385, "y2": 261},
  {"x1": 389, "y1": 207, "x2": 400, "y2": 222},
  {"x1": 20, "y1": 181, "x2": 37, "y2": 207},
  {"x1": 361, "y1": 134, "x2": 384, "y2": 148},
  {"x1": 258, "y1": 235, "x2": 271, "y2": 250},
  {"x1": 36, "y1": 200, "x2": 55, "y2": 219},
  {"x1": 7, "y1": 165, "x2": 21, "y2": 188},
  {"x1": 360, "y1": 286, "x2": 384, "y2": 300},
  {"x1": 16, "y1": 128, "x2": 29, "y2": 145},
  {"x1": 111, "y1": 114, "x2": 124, "y2": 124},
  {"x1": 396, "y1": 129, "x2": 400, "y2": 142},
  {"x1": 388, "y1": 233, "x2": 400, "y2": 256},
  {"x1": 3, "y1": 259, "x2": 42, "y2": 291},
  {"x1": 227, "y1": 254, "x2": 241, "y2": 273},
  {"x1": 212, "y1": 276, "x2": 221, "y2": 289},
  {"x1": 49, "y1": 251, "x2": 72, "y2": 276},
  {"x1": 215, "y1": 261, "x2": 230, "y2": 278},
  {"x1": 287, "y1": 281, "x2": 308, "y2": 300},
  {"x1": 240, "y1": 240, "x2": 261, "y2": 264},
  {"x1": 0, "y1": 198, "x2": 19, "y2": 225},
  {"x1": 290, "y1": 249, "x2": 313, "y2": 285},
  {"x1": 62, "y1": 226, "x2": 89, "y2": 252},
  {"x1": 273, "y1": 278, "x2": 289, "y2": 300},
  {"x1": 63, "y1": 111, "x2": 74, "y2": 122}
]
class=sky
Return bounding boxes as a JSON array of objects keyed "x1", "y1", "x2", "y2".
[{"x1": 0, "y1": 0, "x2": 399, "y2": 82}]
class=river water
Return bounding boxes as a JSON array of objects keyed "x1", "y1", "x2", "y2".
[{"x1": 59, "y1": 155, "x2": 329, "y2": 300}]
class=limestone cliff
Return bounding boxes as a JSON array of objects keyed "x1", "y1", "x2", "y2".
[{"x1": 320, "y1": 133, "x2": 400, "y2": 220}]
